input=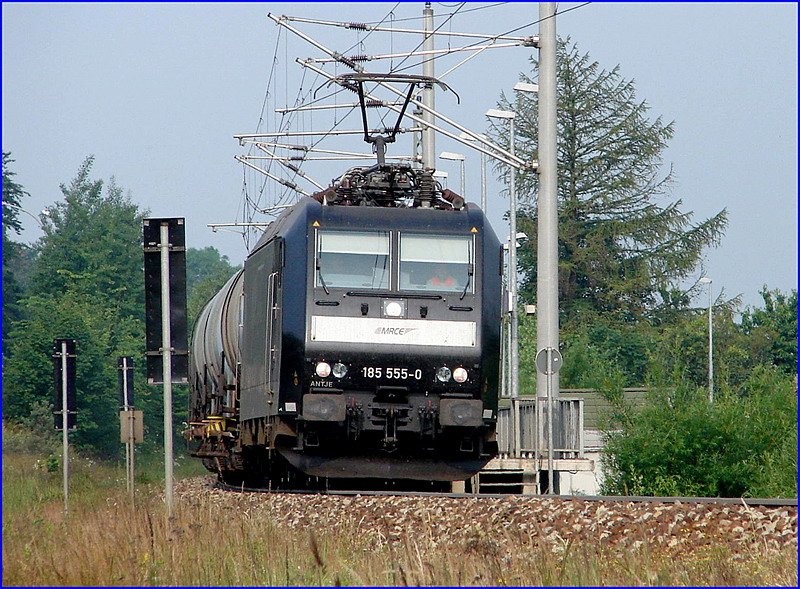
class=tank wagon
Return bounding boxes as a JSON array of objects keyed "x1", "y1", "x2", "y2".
[{"x1": 187, "y1": 163, "x2": 502, "y2": 485}]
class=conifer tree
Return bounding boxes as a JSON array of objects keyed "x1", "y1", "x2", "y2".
[{"x1": 490, "y1": 40, "x2": 728, "y2": 324}]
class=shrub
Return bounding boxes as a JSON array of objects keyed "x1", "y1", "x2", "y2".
[{"x1": 600, "y1": 365, "x2": 797, "y2": 498}]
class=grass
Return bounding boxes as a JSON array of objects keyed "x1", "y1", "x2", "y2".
[{"x1": 2, "y1": 428, "x2": 797, "y2": 586}]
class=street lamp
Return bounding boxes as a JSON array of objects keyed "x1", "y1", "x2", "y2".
[
  {"x1": 432, "y1": 170, "x2": 448, "y2": 189},
  {"x1": 513, "y1": 81, "x2": 539, "y2": 94},
  {"x1": 699, "y1": 277, "x2": 714, "y2": 403},
  {"x1": 458, "y1": 132, "x2": 489, "y2": 212},
  {"x1": 486, "y1": 107, "x2": 519, "y2": 456},
  {"x1": 439, "y1": 151, "x2": 466, "y2": 197},
  {"x1": 514, "y1": 54, "x2": 560, "y2": 494},
  {"x1": 500, "y1": 231, "x2": 528, "y2": 404},
  {"x1": 2, "y1": 201, "x2": 46, "y2": 228}
]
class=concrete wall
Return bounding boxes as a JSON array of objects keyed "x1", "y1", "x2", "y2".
[{"x1": 559, "y1": 429, "x2": 605, "y2": 496}]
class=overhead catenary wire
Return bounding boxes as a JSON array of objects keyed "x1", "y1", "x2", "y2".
[
  {"x1": 265, "y1": 10, "x2": 530, "y2": 170},
  {"x1": 386, "y1": 3, "x2": 467, "y2": 74},
  {"x1": 240, "y1": 23, "x2": 286, "y2": 247},
  {"x1": 265, "y1": 2, "x2": 403, "y2": 208},
  {"x1": 363, "y1": 2, "x2": 509, "y2": 25},
  {"x1": 254, "y1": 3, "x2": 479, "y2": 214},
  {"x1": 239, "y1": 2, "x2": 593, "y2": 224},
  {"x1": 389, "y1": 2, "x2": 591, "y2": 75},
  {"x1": 276, "y1": 11, "x2": 531, "y2": 42},
  {"x1": 297, "y1": 59, "x2": 527, "y2": 170},
  {"x1": 307, "y1": 40, "x2": 528, "y2": 65}
]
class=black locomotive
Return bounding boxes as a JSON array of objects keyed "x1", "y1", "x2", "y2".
[{"x1": 188, "y1": 161, "x2": 502, "y2": 485}]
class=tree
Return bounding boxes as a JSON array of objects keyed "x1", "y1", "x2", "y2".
[
  {"x1": 186, "y1": 246, "x2": 240, "y2": 329},
  {"x1": 741, "y1": 287, "x2": 798, "y2": 373},
  {"x1": 2, "y1": 152, "x2": 25, "y2": 233},
  {"x1": 490, "y1": 39, "x2": 728, "y2": 325},
  {"x1": 3, "y1": 158, "x2": 241, "y2": 457},
  {"x1": 2, "y1": 152, "x2": 29, "y2": 352},
  {"x1": 3, "y1": 157, "x2": 152, "y2": 457},
  {"x1": 30, "y1": 157, "x2": 145, "y2": 320},
  {"x1": 4, "y1": 291, "x2": 144, "y2": 456}
]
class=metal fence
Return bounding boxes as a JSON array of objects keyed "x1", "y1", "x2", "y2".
[{"x1": 496, "y1": 398, "x2": 584, "y2": 458}]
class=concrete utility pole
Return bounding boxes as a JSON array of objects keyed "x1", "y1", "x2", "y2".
[
  {"x1": 537, "y1": 2, "x2": 560, "y2": 493},
  {"x1": 536, "y1": 2, "x2": 560, "y2": 406},
  {"x1": 480, "y1": 147, "x2": 487, "y2": 211},
  {"x1": 421, "y1": 2, "x2": 436, "y2": 170}
]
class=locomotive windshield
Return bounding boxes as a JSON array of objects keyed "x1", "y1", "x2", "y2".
[
  {"x1": 316, "y1": 230, "x2": 390, "y2": 290},
  {"x1": 399, "y1": 234, "x2": 473, "y2": 293}
]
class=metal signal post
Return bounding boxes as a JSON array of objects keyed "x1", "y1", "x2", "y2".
[
  {"x1": 53, "y1": 338, "x2": 76, "y2": 516},
  {"x1": 143, "y1": 217, "x2": 189, "y2": 520},
  {"x1": 60, "y1": 341, "x2": 69, "y2": 515},
  {"x1": 160, "y1": 222, "x2": 175, "y2": 515},
  {"x1": 536, "y1": 347, "x2": 562, "y2": 494},
  {"x1": 118, "y1": 356, "x2": 136, "y2": 502}
]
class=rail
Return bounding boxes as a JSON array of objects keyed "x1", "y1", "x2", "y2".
[{"x1": 214, "y1": 479, "x2": 798, "y2": 507}]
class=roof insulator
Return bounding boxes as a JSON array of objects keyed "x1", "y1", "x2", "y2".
[
  {"x1": 365, "y1": 100, "x2": 383, "y2": 108},
  {"x1": 289, "y1": 145, "x2": 309, "y2": 152},
  {"x1": 332, "y1": 51, "x2": 357, "y2": 70},
  {"x1": 278, "y1": 179, "x2": 299, "y2": 191},
  {"x1": 347, "y1": 22, "x2": 368, "y2": 30},
  {"x1": 349, "y1": 54, "x2": 370, "y2": 62}
]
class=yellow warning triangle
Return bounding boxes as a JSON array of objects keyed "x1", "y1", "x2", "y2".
[
  {"x1": 470, "y1": 227, "x2": 478, "y2": 233},
  {"x1": 312, "y1": 220, "x2": 320, "y2": 227}
]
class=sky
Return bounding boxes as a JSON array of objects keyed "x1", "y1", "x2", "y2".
[{"x1": 2, "y1": 2, "x2": 797, "y2": 310}]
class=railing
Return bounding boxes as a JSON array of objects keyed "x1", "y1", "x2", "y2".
[{"x1": 496, "y1": 398, "x2": 584, "y2": 458}]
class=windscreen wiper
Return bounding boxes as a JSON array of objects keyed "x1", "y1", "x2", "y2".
[
  {"x1": 459, "y1": 264, "x2": 474, "y2": 301},
  {"x1": 316, "y1": 260, "x2": 330, "y2": 295}
]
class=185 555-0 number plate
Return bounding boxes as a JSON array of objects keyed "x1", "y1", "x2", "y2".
[{"x1": 361, "y1": 367, "x2": 423, "y2": 380}]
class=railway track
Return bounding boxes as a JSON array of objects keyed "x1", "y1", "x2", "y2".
[
  {"x1": 215, "y1": 479, "x2": 797, "y2": 508},
  {"x1": 177, "y1": 475, "x2": 797, "y2": 560}
]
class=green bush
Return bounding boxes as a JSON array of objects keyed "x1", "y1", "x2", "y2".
[
  {"x1": 600, "y1": 365, "x2": 797, "y2": 498},
  {"x1": 1, "y1": 403, "x2": 60, "y2": 455}
]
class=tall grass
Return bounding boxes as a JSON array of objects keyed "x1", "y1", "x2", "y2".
[{"x1": 3, "y1": 432, "x2": 796, "y2": 585}]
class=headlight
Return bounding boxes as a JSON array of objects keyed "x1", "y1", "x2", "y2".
[
  {"x1": 315, "y1": 362, "x2": 331, "y2": 378},
  {"x1": 332, "y1": 362, "x2": 348, "y2": 378},
  {"x1": 384, "y1": 301, "x2": 403, "y2": 317},
  {"x1": 436, "y1": 366, "x2": 452, "y2": 382},
  {"x1": 453, "y1": 367, "x2": 468, "y2": 383}
]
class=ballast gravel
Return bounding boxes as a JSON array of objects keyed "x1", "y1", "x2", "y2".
[{"x1": 174, "y1": 476, "x2": 797, "y2": 557}]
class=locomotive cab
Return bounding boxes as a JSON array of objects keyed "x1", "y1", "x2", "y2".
[{"x1": 289, "y1": 200, "x2": 501, "y2": 479}]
